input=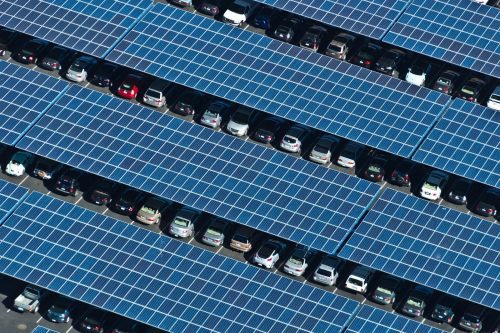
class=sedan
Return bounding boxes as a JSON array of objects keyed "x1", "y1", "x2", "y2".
[
  {"x1": 15, "y1": 39, "x2": 49, "y2": 64},
  {"x1": 66, "y1": 55, "x2": 97, "y2": 82},
  {"x1": 309, "y1": 135, "x2": 340, "y2": 164},
  {"x1": 168, "y1": 207, "x2": 200, "y2": 238},
  {"x1": 371, "y1": 276, "x2": 402, "y2": 305},
  {"x1": 252, "y1": 6, "x2": 277, "y2": 30},
  {"x1": 136, "y1": 197, "x2": 170, "y2": 225},
  {"x1": 283, "y1": 247, "x2": 314, "y2": 277},
  {"x1": 389, "y1": 159, "x2": 415, "y2": 187},
  {"x1": 117, "y1": 74, "x2": 145, "y2": 99},
  {"x1": 46, "y1": 295, "x2": 73, "y2": 323},
  {"x1": 375, "y1": 48, "x2": 406, "y2": 77},
  {"x1": 432, "y1": 70, "x2": 460, "y2": 95},
  {"x1": 431, "y1": 294, "x2": 457, "y2": 324},
  {"x1": 363, "y1": 154, "x2": 389, "y2": 182},
  {"x1": 474, "y1": 188, "x2": 499, "y2": 217},
  {"x1": 273, "y1": 16, "x2": 302, "y2": 43},
  {"x1": 419, "y1": 170, "x2": 449, "y2": 201},
  {"x1": 32, "y1": 158, "x2": 63, "y2": 180},
  {"x1": 200, "y1": 99, "x2": 232, "y2": 129},
  {"x1": 201, "y1": 218, "x2": 231, "y2": 247},
  {"x1": 89, "y1": 179, "x2": 118, "y2": 206},
  {"x1": 299, "y1": 25, "x2": 328, "y2": 52},
  {"x1": 252, "y1": 239, "x2": 286, "y2": 269},
  {"x1": 252, "y1": 116, "x2": 286, "y2": 144},
  {"x1": 458, "y1": 77, "x2": 487, "y2": 103},
  {"x1": 112, "y1": 189, "x2": 145, "y2": 215},
  {"x1": 279, "y1": 124, "x2": 311, "y2": 154},
  {"x1": 198, "y1": 0, "x2": 225, "y2": 16},
  {"x1": 5, "y1": 151, "x2": 35, "y2": 177},
  {"x1": 446, "y1": 178, "x2": 472, "y2": 205},
  {"x1": 90, "y1": 62, "x2": 119, "y2": 87},
  {"x1": 39, "y1": 45, "x2": 71, "y2": 71},
  {"x1": 350, "y1": 42, "x2": 382, "y2": 69},
  {"x1": 171, "y1": 90, "x2": 206, "y2": 116}
]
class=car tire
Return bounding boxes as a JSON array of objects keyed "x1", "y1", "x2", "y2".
[
  {"x1": 33, "y1": 305, "x2": 39, "y2": 313},
  {"x1": 65, "y1": 316, "x2": 70, "y2": 323}
]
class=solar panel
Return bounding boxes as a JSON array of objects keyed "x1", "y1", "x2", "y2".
[
  {"x1": 0, "y1": 178, "x2": 29, "y2": 225},
  {"x1": 412, "y1": 99, "x2": 500, "y2": 188},
  {"x1": 0, "y1": 0, "x2": 153, "y2": 58},
  {"x1": 253, "y1": 0, "x2": 410, "y2": 39},
  {"x1": 338, "y1": 188, "x2": 500, "y2": 310},
  {"x1": 31, "y1": 326, "x2": 61, "y2": 333},
  {"x1": 106, "y1": 4, "x2": 451, "y2": 158},
  {"x1": 0, "y1": 60, "x2": 68, "y2": 146},
  {"x1": 0, "y1": 191, "x2": 361, "y2": 333},
  {"x1": 345, "y1": 304, "x2": 447, "y2": 333},
  {"x1": 383, "y1": 0, "x2": 500, "y2": 78}
]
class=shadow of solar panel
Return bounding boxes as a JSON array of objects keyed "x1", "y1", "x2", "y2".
[
  {"x1": 338, "y1": 188, "x2": 500, "y2": 310},
  {"x1": 383, "y1": 0, "x2": 500, "y2": 78},
  {"x1": 412, "y1": 99, "x2": 500, "y2": 188},
  {"x1": 346, "y1": 304, "x2": 447, "y2": 333},
  {"x1": 0, "y1": 179, "x2": 29, "y2": 225},
  {"x1": 106, "y1": 4, "x2": 451, "y2": 158},
  {"x1": 16, "y1": 85, "x2": 381, "y2": 253},
  {"x1": 0, "y1": 60, "x2": 68, "y2": 145},
  {"x1": 0, "y1": 192, "x2": 360, "y2": 333},
  {"x1": 31, "y1": 326, "x2": 60, "y2": 333},
  {"x1": 253, "y1": 0, "x2": 411, "y2": 40},
  {"x1": 0, "y1": 0, "x2": 153, "y2": 57}
]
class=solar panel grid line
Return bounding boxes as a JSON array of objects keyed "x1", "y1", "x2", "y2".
[
  {"x1": 0, "y1": 191, "x2": 360, "y2": 333},
  {"x1": 106, "y1": 4, "x2": 451, "y2": 158},
  {"x1": 0, "y1": 179, "x2": 30, "y2": 225},
  {"x1": 31, "y1": 326, "x2": 61, "y2": 333}
]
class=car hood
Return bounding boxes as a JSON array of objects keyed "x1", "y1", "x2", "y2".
[
  {"x1": 227, "y1": 120, "x2": 248, "y2": 131},
  {"x1": 224, "y1": 10, "x2": 246, "y2": 22},
  {"x1": 406, "y1": 72, "x2": 425, "y2": 84}
]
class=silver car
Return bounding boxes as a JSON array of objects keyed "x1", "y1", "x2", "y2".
[
  {"x1": 168, "y1": 208, "x2": 200, "y2": 238},
  {"x1": 66, "y1": 55, "x2": 97, "y2": 82},
  {"x1": 226, "y1": 106, "x2": 257, "y2": 137},
  {"x1": 313, "y1": 256, "x2": 344, "y2": 286},
  {"x1": 200, "y1": 100, "x2": 232, "y2": 129},
  {"x1": 283, "y1": 248, "x2": 314, "y2": 276},
  {"x1": 136, "y1": 197, "x2": 170, "y2": 225},
  {"x1": 201, "y1": 218, "x2": 231, "y2": 247},
  {"x1": 279, "y1": 124, "x2": 311, "y2": 154},
  {"x1": 309, "y1": 135, "x2": 340, "y2": 164}
]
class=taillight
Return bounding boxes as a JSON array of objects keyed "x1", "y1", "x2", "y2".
[
  {"x1": 404, "y1": 175, "x2": 409, "y2": 182},
  {"x1": 28, "y1": 56, "x2": 34, "y2": 60},
  {"x1": 211, "y1": 119, "x2": 217, "y2": 123},
  {"x1": 442, "y1": 87, "x2": 449, "y2": 93},
  {"x1": 377, "y1": 174, "x2": 382, "y2": 180},
  {"x1": 266, "y1": 135, "x2": 272, "y2": 140},
  {"x1": 487, "y1": 208, "x2": 493, "y2": 214},
  {"x1": 128, "y1": 207, "x2": 134, "y2": 212},
  {"x1": 391, "y1": 170, "x2": 397, "y2": 178},
  {"x1": 364, "y1": 60, "x2": 371, "y2": 65},
  {"x1": 51, "y1": 63, "x2": 57, "y2": 68},
  {"x1": 321, "y1": 156, "x2": 327, "y2": 160},
  {"x1": 267, "y1": 257, "x2": 272, "y2": 261},
  {"x1": 69, "y1": 188, "x2": 75, "y2": 193},
  {"x1": 468, "y1": 97, "x2": 474, "y2": 102}
]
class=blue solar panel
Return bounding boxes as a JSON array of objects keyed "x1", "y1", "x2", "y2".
[
  {"x1": 16, "y1": 84, "x2": 381, "y2": 253},
  {"x1": 106, "y1": 4, "x2": 451, "y2": 158},
  {"x1": 338, "y1": 188, "x2": 500, "y2": 310},
  {"x1": 412, "y1": 99, "x2": 500, "y2": 188},
  {"x1": 0, "y1": 0, "x2": 153, "y2": 58},
  {"x1": 383, "y1": 0, "x2": 500, "y2": 78},
  {"x1": 0, "y1": 192, "x2": 360, "y2": 333},
  {"x1": 346, "y1": 304, "x2": 447, "y2": 333},
  {"x1": 31, "y1": 326, "x2": 60, "y2": 333},
  {"x1": 0, "y1": 179, "x2": 29, "y2": 225},
  {"x1": 0, "y1": 60, "x2": 68, "y2": 146},
  {"x1": 253, "y1": 0, "x2": 410, "y2": 39}
]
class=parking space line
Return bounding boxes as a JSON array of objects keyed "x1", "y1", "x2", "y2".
[
  {"x1": 75, "y1": 196, "x2": 84, "y2": 204},
  {"x1": 36, "y1": 316, "x2": 43, "y2": 323},
  {"x1": 215, "y1": 246, "x2": 224, "y2": 254},
  {"x1": 18, "y1": 175, "x2": 30, "y2": 186},
  {"x1": 103, "y1": 207, "x2": 109, "y2": 214},
  {"x1": 438, "y1": 198, "x2": 444, "y2": 205},
  {"x1": 66, "y1": 326, "x2": 73, "y2": 333},
  {"x1": 361, "y1": 297, "x2": 367, "y2": 304},
  {"x1": 5, "y1": 309, "x2": 10, "y2": 313}
]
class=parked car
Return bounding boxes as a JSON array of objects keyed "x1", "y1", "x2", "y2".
[
  {"x1": 252, "y1": 6, "x2": 277, "y2": 30},
  {"x1": 432, "y1": 70, "x2": 460, "y2": 95},
  {"x1": 336, "y1": 142, "x2": 365, "y2": 168},
  {"x1": 458, "y1": 77, "x2": 487, "y2": 103},
  {"x1": 168, "y1": 207, "x2": 200, "y2": 238},
  {"x1": 487, "y1": 85, "x2": 500, "y2": 111},
  {"x1": 375, "y1": 48, "x2": 407, "y2": 77},
  {"x1": 112, "y1": 188, "x2": 145, "y2": 216},
  {"x1": 401, "y1": 285, "x2": 433, "y2": 317},
  {"x1": 54, "y1": 168, "x2": 85, "y2": 196},
  {"x1": 226, "y1": 106, "x2": 257, "y2": 136},
  {"x1": 79, "y1": 308, "x2": 107, "y2": 333},
  {"x1": 201, "y1": 218, "x2": 231, "y2": 247},
  {"x1": 389, "y1": 159, "x2": 415, "y2": 187},
  {"x1": 299, "y1": 25, "x2": 328, "y2": 52},
  {"x1": 419, "y1": 170, "x2": 449, "y2": 200},
  {"x1": 170, "y1": 0, "x2": 192, "y2": 7},
  {"x1": 46, "y1": 295, "x2": 73, "y2": 323},
  {"x1": 89, "y1": 179, "x2": 118, "y2": 206},
  {"x1": 474, "y1": 188, "x2": 499, "y2": 217},
  {"x1": 363, "y1": 153, "x2": 389, "y2": 182},
  {"x1": 200, "y1": 99, "x2": 232, "y2": 129},
  {"x1": 371, "y1": 276, "x2": 402, "y2": 305},
  {"x1": 252, "y1": 116, "x2": 286, "y2": 144},
  {"x1": 106, "y1": 315, "x2": 140, "y2": 333},
  {"x1": 283, "y1": 247, "x2": 314, "y2": 277},
  {"x1": 230, "y1": 225, "x2": 257, "y2": 252},
  {"x1": 309, "y1": 134, "x2": 341, "y2": 164},
  {"x1": 14, "y1": 285, "x2": 45, "y2": 313},
  {"x1": 136, "y1": 197, "x2": 170, "y2": 224},
  {"x1": 116, "y1": 73, "x2": 145, "y2": 99},
  {"x1": 66, "y1": 55, "x2": 97, "y2": 82},
  {"x1": 39, "y1": 45, "x2": 71, "y2": 71},
  {"x1": 405, "y1": 58, "x2": 433, "y2": 86},
  {"x1": 0, "y1": 28, "x2": 17, "y2": 56},
  {"x1": 90, "y1": 62, "x2": 119, "y2": 87},
  {"x1": 279, "y1": 124, "x2": 311, "y2": 154},
  {"x1": 350, "y1": 42, "x2": 382, "y2": 69},
  {"x1": 325, "y1": 33, "x2": 356, "y2": 60},
  {"x1": 446, "y1": 178, "x2": 472, "y2": 205},
  {"x1": 171, "y1": 90, "x2": 205, "y2": 116},
  {"x1": 458, "y1": 304, "x2": 487, "y2": 332},
  {"x1": 143, "y1": 78, "x2": 173, "y2": 108},
  {"x1": 5, "y1": 151, "x2": 35, "y2": 176},
  {"x1": 345, "y1": 266, "x2": 374, "y2": 294},
  {"x1": 198, "y1": 0, "x2": 225, "y2": 16},
  {"x1": 430, "y1": 294, "x2": 457, "y2": 324},
  {"x1": 273, "y1": 16, "x2": 302, "y2": 43},
  {"x1": 223, "y1": 0, "x2": 256, "y2": 26},
  {"x1": 32, "y1": 158, "x2": 63, "y2": 180},
  {"x1": 15, "y1": 39, "x2": 49, "y2": 64},
  {"x1": 252, "y1": 239, "x2": 287, "y2": 269},
  {"x1": 312, "y1": 256, "x2": 344, "y2": 286}
]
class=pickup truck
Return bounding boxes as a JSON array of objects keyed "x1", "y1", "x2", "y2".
[{"x1": 14, "y1": 285, "x2": 44, "y2": 313}]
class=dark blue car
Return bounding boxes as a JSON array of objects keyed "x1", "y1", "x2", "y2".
[
  {"x1": 253, "y1": 7, "x2": 277, "y2": 30},
  {"x1": 46, "y1": 295, "x2": 73, "y2": 323}
]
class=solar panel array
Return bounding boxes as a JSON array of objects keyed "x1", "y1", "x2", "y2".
[
  {"x1": 0, "y1": 179, "x2": 29, "y2": 225},
  {"x1": 0, "y1": 60, "x2": 68, "y2": 146},
  {"x1": 16, "y1": 84, "x2": 381, "y2": 253},
  {"x1": 412, "y1": 99, "x2": 500, "y2": 188},
  {"x1": 0, "y1": 192, "x2": 360, "y2": 333},
  {"x1": 31, "y1": 326, "x2": 60, "y2": 333},
  {"x1": 0, "y1": 0, "x2": 152, "y2": 57},
  {"x1": 252, "y1": 0, "x2": 410, "y2": 39},
  {"x1": 345, "y1": 304, "x2": 447, "y2": 333},
  {"x1": 338, "y1": 188, "x2": 500, "y2": 310},
  {"x1": 383, "y1": 0, "x2": 500, "y2": 78},
  {"x1": 106, "y1": 4, "x2": 451, "y2": 158}
]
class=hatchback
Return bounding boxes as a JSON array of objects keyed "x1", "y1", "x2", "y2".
[
  {"x1": 168, "y1": 207, "x2": 200, "y2": 238},
  {"x1": 89, "y1": 179, "x2": 118, "y2": 206},
  {"x1": 5, "y1": 151, "x2": 35, "y2": 177},
  {"x1": 226, "y1": 106, "x2": 257, "y2": 137},
  {"x1": 252, "y1": 239, "x2": 287, "y2": 269},
  {"x1": 0, "y1": 28, "x2": 17, "y2": 56},
  {"x1": 279, "y1": 124, "x2": 311, "y2": 154},
  {"x1": 363, "y1": 153, "x2": 389, "y2": 182},
  {"x1": 389, "y1": 159, "x2": 415, "y2": 187},
  {"x1": 350, "y1": 42, "x2": 382, "y2": 69},
  {"x1": 273, "y1": 16, "x2": 302, "y2": 43},
  {"x1": 459, "y1": 304, "x2": 487, "y2": 332},
  {"x1": 312, "y1": 256, "x2": 344, "y2": 286},
  {"x1": 474, "y1": 188, "x2": 499, "y2": 217},
  {"x1": 39, "y1": 45, "x2": 71, "y2": 71},
  {"x1": 79, "y1": 308, "x2": 107, "y2": 333},
  {"x1": 252, "y1": 116, "x2": 286, "y2": 144},
  {"x1": 433, "y1": 70, "x2": 460, "y2": 95},
  {"x1": 309, "y1": 135, "x2": 340, "y2": 164},
  {"x1": 375, "y1": 48, "x2": 406, "y2": 77},
  {"x1": 401, "y1": 285, "x2": 433, "y2": 317},
  {"x1": 325, "y1": 33, "x2": 356, "y2": 60},
  {"x1": 300, "y1": 25, "x2": 328, "y2": 52},
  {"x1": 201, "y1": 218, "x2": 231, "y2": 247},
  {"x1": 430, "y1": 294, "x2": 457, "y2": 324},
  {"x1": 171, "y1": 90, "x2": 205, "y2": 116},
  {"x1": 406, "y1": 58, "x2": 433, "y2": 86},
  {"x1": 458, "y1": 77, "x2": 487, "y2": 103},
  {"x1": 117, "y1": 74, "x2": 145, "y2": 99},
  {"x1": 112, "y1": 189, "x2": 145, "y2": 215},
  {"x1": 230, "y1": 225, "x2": 257, "y2": 253},
  {"x1": 15, "y1": 39, "x2": 49, "y2": 64},
  {"x1": 136, "y1": 197, "x2": 170, "y2": 225},
  {"x1": 200, "y1": 99, "x2": 232, "y2": 128},
  {"x1": 447, "y1": 178, "x2": 472, "y2": 205},
  {"x1": 55, "y1": 168, "x2": 85, "y2": 196},
  {"x1": 371, "y1": 276, "x2": 402, "y2": 305},
  {"x1": 90, "y1": 62, "x2": 119, "y2": 87},
  {"x1": 46, "y1": 295, "x2": 73, "y2": 323},
  {"x1": 32, "y1": 157, "x2": 63, "y2": 180},
  {"x1": 283, "y1": 247, "x2": 314, "y2": 277},
  {"x1": 66, "y1": 55, "x2": 97, "y2": 82},
  {"x1": 419, "y1": 170, "x2": 449, "y2": 201},
  {"x1": 337, "y1": 142, "x2": 365, "y2": 168}
]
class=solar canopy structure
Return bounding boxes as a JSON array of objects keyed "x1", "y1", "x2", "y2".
[
  {"x1": 0, "y1": 0, "x2": 152, "y2": 58},
  {"x1": 107, "y1": 4, "x2": 451, "y2": 158},
  {"x1": 0, "y1": 192, "x2": 360, "y2": 333},
  {"x1": 345, "y1": 304, "x2": 447, "y2": 333},
  {"x1": 0, "y1": 179, "x2": 29, "y2": 225},
  {"x1": 338, "y1": 188, "x2": 500, "y2": 310},
  {"x1": 252, "y1": 0, "x2": 410, "y2": 39},
  {"x1": 16, "y1": 85, "x2": 381, "y2": 253},
  {"x1": 31, "y1": 326, "x2": 61, "y2": 333},
  {"x1": 383, "y1": 0, "x2": 500, "y2": 78},
  {"x1": 0, "y1": 60, "x2": 68, "y2": 145},
  {"x1": 412, "y1": 99, "x2": 500, "y2": 188}
]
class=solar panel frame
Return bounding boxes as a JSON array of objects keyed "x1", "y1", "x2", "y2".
[
  {"x1": 0, "y1": 179, "x2": 29, "y2": 225},
  {"x1": 31, "y1": 326, "x2": 61, "y2": 333},
  {"x1": 0, "y1": 191, "x2": 361, "y2": 333},
  {"x1": 412, "y1": 99, "x2": 500, "y2": 188},
  {"x1": 106, "y1": 4, "x2": 451, "y2": 158},
  {"x1": 338, "y1": 188, "x2": 500, "y2": 310}
]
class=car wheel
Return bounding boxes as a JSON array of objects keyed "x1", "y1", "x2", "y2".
[
  {"x1": 65, "y1": 316, "x2": 70, "y2": 323},
  {"x1": 33, "y1": 305, "x2": 39, "y2": 313}
]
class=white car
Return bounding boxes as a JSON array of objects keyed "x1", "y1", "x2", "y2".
[
  {"x1": 313, "y1": 256, "x2": 344, "y2": 286},
  {"x1": 337, "y1": 142, "x2": 365, "y2": 168},
  {"x1": 223, "y1": 0, "x2": 256, "y2": 26},
  {"x1": 309, "y1": 135, "x2": 340, "y2": 164},
  {"x1": 279, "y1": 124, "x2": 311, "y2": 154},
  {"x1": 405, "y1": 60, "x2": 432, "y2": 86},
  {"x1": 252, "y1": 239, "x2": 286, "y2": 269},
  {"x1": 226, "y1": 106, "x2": 257, "y2": 136},
  {"x1": 487, "y1": 85, "x2": 500, "y2": 111},
  {"x1": 471, "y1": 0, "x2": 488, "y2": 4},
  {"x1": 5, "y1": 151, "x2": 34, "y2": 176},
  {"x1": 420, "y1": 170, "x2": 449, "y2": 200},
  {"x1": 66, "y1": 55, "x2": 97, "y2": 82},
  {"x1": 200, "y1": 100, "x2": 231, "y2": 129},
  {"x1": 283, "y1": 248, "x2": 314, "y2": 277}
]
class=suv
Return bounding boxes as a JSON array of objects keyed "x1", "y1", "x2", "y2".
[
  {"x1": 168, "y1": 207, "x2": 200, "y2": 238},
  {"x1": 55, "y1": 168, "x2": 85, "y2": 196},
  {"x1": 345, "y1": 266, "x2": 374, "y2": 294},
  {"x1": 363, "y1": 153, "x2": 389, "y2": 182},
  {"x1": 66, "y1": 55, "x2": 97, "y2": 82},
  {"x1": 458, "y1": 77, "x2": 487, "y2": 103},
  {"x1": 430, "y1": 294, "x2": 457, "y2": 324},
  {"x1": 112, "y1": 188, "x2": 145, "y2": 215},
  {"x1": 419, "y1": 170, "x2": 449, "y2": 201},
  {"x1": 226, "y1": 106, "x2": 257, "y2": 137},
  {"x1": 5, "y1": 151, "x2": 35, "y2": 177},
  {"x1": 223, "y1": 0, "x2": 256, "y2": 26},
  {"x1": 200, "y1": 99, "x2": 232, "y2": 129},
  {"x1": 201, "y1": 218, "x2": 231, "y2": 247},
  {"x1": 273, "y1": 16, "x2": 302, "y2": 43},
  {"x1": 337, "y1": 142, "x2": 365, "y2": 168},
  {"x1": 433, "y1": 70, "x2": 460, "y2": 95},
  {"x1": 350, "y1": 42, "x2": 382, "y2": 69},
  {"x1": 171, "y1": 90, "x2": 205, "y2": 117},
  {"x1": 401, "y1": 285, "x2": 433, "y2": 317},
  {"x1": 46, "y1": 295, "x2": 73, "y2": 323},
  {"x1": 15, "y1": 39, "x2": 49, "y2": 64},
  {"x1": 458, "y1": 304, "x2": 486, "y2": 332},
  {"x1": 283, "y1": 247, "x2": 314, "y2": 277},
  {"x1": 279, "y1": 124, "x2": 311, "y2": 154},
  {"x1": 487, "y1": 85, "x2": 500, "y2": 111},
  {"x1": 371, "y1": 275, "x2": 402, "y2": 305},
  {"x1": 474, "y1": 188, "x2": 499, "y2": 217},
  {"x1": 406, "y1": 58, "x2": 433, "y2": 86},
  {"x1": 143, "y1": 78, "x2": 173, "y2": 108},
  {"x1": 325, "y1": 33, "x2": 356, "y2": 60},
  {"x1": 446, "y1": 178, "x2": 472, "y2": 205},
  {"x1": 389, "y1": 159, "x2": 415, "y2": 187},
  {"x1": 79, "y1": 308, "x2": 107, "y2": 333},
  {"x1": 309, "y1": 135, "x2": 340, "y2": 164},
  {"x1": 252, "y1": 239, "x2": 287, "y2": 269},
  {"x1": 136, "y1": 197, "x2": 170, "y2": 224},
  {"x1": 230, "y1": 225, "x2": 257, "y2": 252},
  {"x1": 313, "y1": 256, "x2": 344, "y2": 286},
  {"x1": 375, "y1": 48, "x2": 407, "y2": 77},
  {"x1": 300, "y1": 25, "x2": 328, "y2": 52}
]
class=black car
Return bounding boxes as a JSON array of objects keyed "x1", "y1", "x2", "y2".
[
  {"x1": 363, "y1": 154, "x2": 390, "y2": 182},
  {"x1": 458, "y1": 77, "x2": 487, "y2": 103},
  {"x1": 433, "y1": 70, "x2": 460, "y2": 95},
  {"x1": 252, "y1": 116, "x2": 286, "y2": 144},
  {"x1": 273, "y1": 16, "x2": 302, "y2": 43},
  {"x1": 90, "y1": 62, "x2": 119, "y2": 87},
  {"x1": 430, "y1": 294, "x2": 457, "y2": 324},
  {"x1": 15, "y1": 39, "x2": 50, "y2": 64},
  {"x1": 171, "y1": 90, "x2": 205, "y2": 116},
  {"x1": 371, "y1": 275, "x2": 402, "y2": 305},
  {"x1": 253, "y1": 6, "x2": 278, "y2": 30},
  {"x1": 390, "y1": 159, "x2": 415, "y2": 187},
  {"x1": 446, "y1": 178, "x2": 472, "y2": 205},
  {"x1": 32, "y1": 157, "x2": 63, "y2": 180},
  {"x1": 89, "y1": 179, "x2": 118, "y2": 206},
  {"x1": 79, "y1": 308, "x2": 107, "y2": 333},
  {"x1": 107, "y1": 314, "x2": 140, "y2": 333},
  {"x1": 474, "y1": 188, "x2": 499, "y2": 217},
  {"x1": 54, "y1": 168, "x2": 85, "y2": 197},
  {"x1": 299, "y1": 25, "x2": 328, "y2": 52},
  {"x1": 401, "y1": 286, "x2": 433, "y2": 317},
  {"x1": 198, "y1": 0, "x2": 225, "y2": 16},
  {"x1": 39, "y1": 45, "x2": 72, "y2": 71},
  {"x1": 46, "y1": 295, "x2": 73, "y2": 323},
  {"x1": 0, "y1": 28, "x2": 17, "y2": 56},
  {"x1": 112, "y1": 188, "x2": 145, "y2": 215},
  {"x1": 375, "y1": 48, "x2": 406, "y2": 77},
  {"x1": 350, "y1": 42, "x2": 382, "y2": 69}
]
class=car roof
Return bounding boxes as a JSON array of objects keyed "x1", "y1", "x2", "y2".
[
  {"x1": 233, "y1": 224, "x2": 255, "y2": 236},
  {"x1": 144, "y1": 197, "x2": 168, "y2": 209},
  {"x1": 176, "y1": 207, "x2": 199, "y2": 220},
  {"x1": 428, "y1": 170, "x2": 448, "y2": 179}
]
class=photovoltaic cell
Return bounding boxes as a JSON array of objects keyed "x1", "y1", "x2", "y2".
[
  {"x1": 0, "y1": 60, "x2": 68, "y2": 146},
  {"x1": 412, "y1": 99, "x2": 500, "y2": 188},
  {"x1": 106, "y1": 4, "x2": 451, "y2": 158},
  {"x1": 0, "y1": 179, "x2": 29, "y2": 225},
  {"x1": 0, "y1": 192, "x2": 360, "y2": 333},
  {"x1": 383, "y1": 0, "x2": 500, "y2": 78},
  {"x1": 345, "y1": 304, "x2": 447, "y2": 333},
  {"x1": 16, "y1": 85, "x2": 380, "y2": 253},
  {"x1": 338, "y1": 188, "x2": 500, "y2": 310},
  {"x1": 31, "y1": 326, "x2": 60, "y2": 333},
  {"x1": 0, "y1": 0, "x2": 152, "y2": 57},
  {"x1": 253, "y1": 0, "x2": 410, "y2": 39}
]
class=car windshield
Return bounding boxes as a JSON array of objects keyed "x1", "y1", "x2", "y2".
[
  {"x1": 276, "y1": 26, "x2": 290, "y2": 34},
  {"x1": 314, "y1": 142, "x2": 330, "y2": 154},
  {"x1": 140, "y1": 206, "x2": 156, "y2": 214},
  {"x1": 347, "y1": 278, "x2": 363, "y2": 286},
  {"x1": 490, "y1": 93, "x2": 500, "y2": 102},
  {"x1": 316, "y1": 268, "x2": 331, "y2": 277},
  {"x1": 437, "y1": 77, "x2": 451, "y2": 85},
  {"x1": 407, "y1": 298, "x2": 423, "y2": 307},
  {"x1": 173, "y1": 218, "x2": 189, "y2": 227},
  {"x1": 461, "y1": 87, "x2": 475, "y2": 96},
  {"x1": 376, "y1": 287, "x2": 393, "y2": 295},
  {"x1": 10, "y1": 159, "x2": 21, "y2": 165},
  {"x1": 228, "y1": 3, "x2": 246, "y2": 14},
  {"x1": 368, "y1": 165, "x2": 381, "y2": 173},
  {"x1": 24, "y1": 288, "x2": 38, "y2": 299},
  {"x1": 283, "y1": 136, "x2": 297, "y2": 143},
  {"x1": 121, "y1": 82, "x2": 133, "y2": 90},
  {"x1": 328, "y1": 44, "x2": 342, "y2": 52},
  {"x1": 147, "y1": 90, "x2": 161, "y2": 99},
  {"x1": 258, "y1": 245, "x2": 276, "y2": 257},
  {"x1": 462, "y1": 315, "x2": 480, "y2": 323},
  {"x1": 207, "y1": 227, "x2": 222, "y2": 236}
]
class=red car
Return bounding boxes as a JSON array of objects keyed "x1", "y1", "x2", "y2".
[{"x1": 116, "y1": 74, "x2": 145, "y2": 99}]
